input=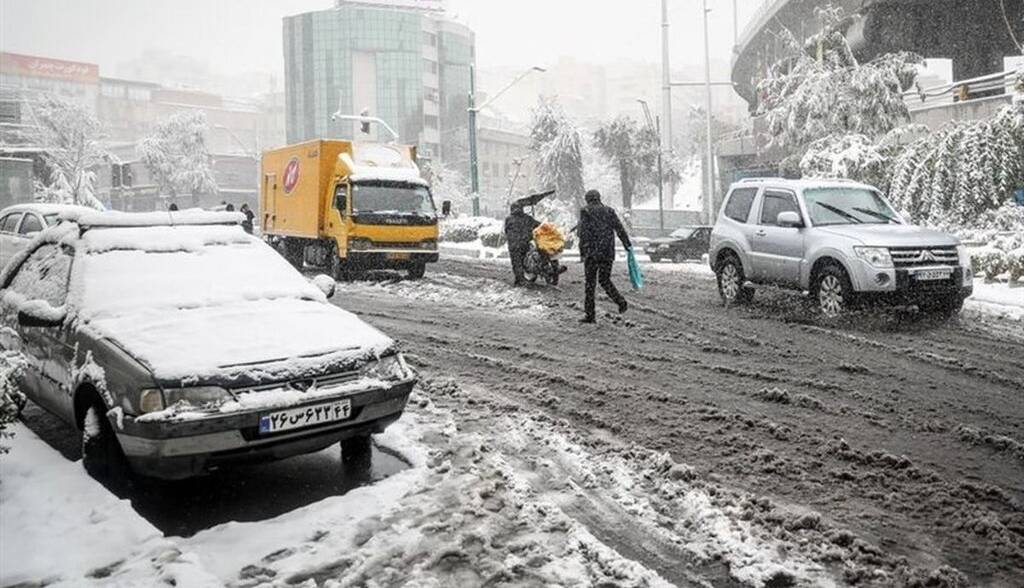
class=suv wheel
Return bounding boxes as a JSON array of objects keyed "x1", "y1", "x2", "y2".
[
  {"x1": 814, "y1": 265, "x2": 854, "y2": 320},
  {"x1": 716, "y1": 255, "x2": 754, "y2": 305},
  {"x1": 82, "y1": 404, "x2": 129, "y2": 488}
]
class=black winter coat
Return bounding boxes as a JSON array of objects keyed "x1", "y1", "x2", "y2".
[
  {"x1": 578, "y1": 203, "x2": 631, "y2": 261},
  {"x1": 504, "y1": 211, "x2": 540, "y2": 250}
]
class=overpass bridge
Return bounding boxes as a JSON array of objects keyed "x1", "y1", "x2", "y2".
[{"x1": 731, "y1": 0, "x2": 1023, "y2": 108}]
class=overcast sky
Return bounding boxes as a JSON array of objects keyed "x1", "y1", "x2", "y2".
[{"x1": 0, "y1": 0, "x2": 760, "y2": 79}]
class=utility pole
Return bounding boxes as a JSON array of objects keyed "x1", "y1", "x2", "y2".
[
  {"x1": 660, "y1": 0, "x2": 674, "y2": 209},
  {"x1": 638, "y1": 99, "x2": 665, "y2": 235},
  {"x1": 468, "y1": 66, "x2": 480, "y2": 216},
  {"x1": 702, "y1": 0, "x2": 716, "y2": 225}
]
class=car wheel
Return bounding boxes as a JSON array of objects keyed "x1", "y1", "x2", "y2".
[
  {"x1": 716, "y1": 255, "x2": 754, "y2": 305},
  {"x1": 920, "y1": 294, "x2": 964, "y2": 319},
  {"x1": 673, "y1": 252, "x2": 685, "y2": 264},
  {"x1": 341, "y1": 434, "x2": 372, "y2": 462},
  {"x1": 814, "y1": 265, "x2": 854, "y2": 320},
  {"x1": 82, "y1": 404, "x2": 129, "y2": 488},
  {"x1": 407, "y1": 263, "x2": 426, "y2": 280},
  {"x1": 649, "y1": 256, "x2": 660, "y2": 263}
]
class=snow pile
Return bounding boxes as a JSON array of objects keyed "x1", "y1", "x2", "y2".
[
  {"x1": 439, "y1": 215, "x2": 503, "y2": 243},
  {"x1": 74, "y1": 209, "x2": 244, "y2": 228},
  {"x1": 0, "y1": 424, "x2": 221, "y2": 587}
]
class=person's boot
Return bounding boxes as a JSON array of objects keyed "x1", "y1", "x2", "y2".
[
  {"x1": 618, "y1": 300, "x2": 629, "y2": 314},
  {"x1": 579, "y1": 316, "x2": 596, "y2": 324}
]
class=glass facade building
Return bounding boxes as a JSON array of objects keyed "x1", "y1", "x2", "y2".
[{"x1": 283, "y1": 1, "x2": 474, "y2": 162}]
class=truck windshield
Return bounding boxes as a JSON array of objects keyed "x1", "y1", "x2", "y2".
[
  {"x1": 352, "y1": 182, "x2": 436, "y2": 217},
  {"x1": 804, "y1": 188, "x2": 901, "y2": 227}
]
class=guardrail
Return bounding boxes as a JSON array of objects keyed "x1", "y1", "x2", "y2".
[{"x1": 903, "y1": 69, "x2": 1020, "y2": 111}]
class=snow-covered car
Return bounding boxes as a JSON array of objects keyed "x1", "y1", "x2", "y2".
[
  {"x1": 0, "y1": 203, "x2": 97, "y2": 271},
  {"x1": 0, "y1": 210, "x2": 416, "y2": 481}
]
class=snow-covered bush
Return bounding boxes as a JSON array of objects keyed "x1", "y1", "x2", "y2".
[
  {"x1": 1, "y1": 353, "x2": 26, "y2": 456},
  {"x1": 439, "y1": 216, "x2": 503, "y2": 243},
  {"x1": 972, "y1": 232, "x2": 1024, "y2": 282},
  {"x1": 889, "y1": 101, "x2": 1024, "y2": 227},
  {"x1": 137, "y1": 111, "x2": 219, "y2": 207}
]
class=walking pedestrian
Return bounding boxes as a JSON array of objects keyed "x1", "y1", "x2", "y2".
[
  {"x1": 240, "y1": 202, "x2": 255, "y2": 234},
  {"x1": 168, "y1": 202, "x2": 179, "y2": 211},
  {"x1": 504, "y1": 202, "x2": 540, "y2": 287},
  {"x1": 578, "y1": 189, "x2": 631, "y2": 323}
]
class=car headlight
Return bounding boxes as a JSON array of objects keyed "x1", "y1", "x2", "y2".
[
  {"x1": 161, "y1": 386, "x2": 230, "y2": 408},
  {"x1": 854, "y1": 246, "x2": 893, "y2": 269},
  {"x1": 360, "y1": 354, "x2": 411, "y2": 382},
  {"x1": 138, "y1": 389, "x2": 165, "y2": 414}
]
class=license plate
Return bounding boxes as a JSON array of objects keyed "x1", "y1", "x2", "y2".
[
  {"x1": 387, "y1": 252, "x2": 411, "y2": 260},
  {"x1": 915, "y1": 269, "x2": 952, "y2": 281},
  {"x1": 259, "y1": 399, "x2": 351, "y2": 434}
]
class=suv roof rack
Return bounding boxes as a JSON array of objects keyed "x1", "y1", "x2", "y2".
[{"x1": 737, "y1": 177, "x2": 786, "y2": 183}]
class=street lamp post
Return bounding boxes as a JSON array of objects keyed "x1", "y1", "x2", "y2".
[
  {"x1": 701, "y1": 0, "x2": 716, "y2": 225},
  {"x1": 637, "y1": 99, "x2": 665, "y2": 235},
  {"x1": 468, "y1": 65, "x2": 545, "y2": 217}
]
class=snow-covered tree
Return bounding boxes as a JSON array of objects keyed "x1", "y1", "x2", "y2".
[
  {"x1": 530, "y1": 97, "x2": 585, "y2": 211},
  {"x1": 21, "y1": 96, "x2": 106, "y2": 209},
  {"x1": 0, "y1": 353, "x2": 26, "y2": 455},
  {"x1": 137, "y1": 111, "x2": 218, "y2": 207},
  {"x1": 888, "y1": 100, "x2": 1024, "y2": 226},
  {"x1": 756, "y1": 6, "x2": 921, "y2": 152},
  {"x1": 422, "y1": 161, "x2": 470, "y2": 213},
  {"x1": 593, "y1": 116, "x2": 643, "y2": 210},
  {"x1": 798, "y1": 126, "x2": 924, "y2": 192}
]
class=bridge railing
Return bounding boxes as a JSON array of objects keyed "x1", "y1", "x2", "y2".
[{"x1": 903, "y1": 68, "x2": 1021, "y2": 112}]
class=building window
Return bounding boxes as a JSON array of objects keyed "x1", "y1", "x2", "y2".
[
  {"x1": 423, "y1": 59, "x2": 438, "y2": 75},
  {"x1": 424, "y1": 115, "x2": 439, "y2": 129},
  {"x1": 423, "y1": 32, "x2": 437, "y2": 47}
]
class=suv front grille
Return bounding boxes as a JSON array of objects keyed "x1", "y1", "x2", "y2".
[{"x1": 889, "y1": 246, "x2": 958, "y2": 268}]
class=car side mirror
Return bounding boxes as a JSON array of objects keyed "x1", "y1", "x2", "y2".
[
  {"x1": 312, "y1": 274, "x2": 336, "y2": 299},
  {"x1": 18, "y1": 305, "x2": 65, "y2": 328},
  {"x1": 777, "y1": 211, "x2": 803, "y2": 228}
]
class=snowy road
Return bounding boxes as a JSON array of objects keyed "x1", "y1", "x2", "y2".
[
  {"x1": 327, "y1": 258, "x2": 1024, "y2": 586},
  {"x1": 8, "y1": 257, "x2": 1023, "y2": 586}
]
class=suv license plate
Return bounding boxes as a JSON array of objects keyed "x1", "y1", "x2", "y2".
[
  {"x1": 915, "y1": 269, "x2": 952, "y2": 281},
  {"x1": 259, "y1": 399, "x2": 351, "y2": 434}
]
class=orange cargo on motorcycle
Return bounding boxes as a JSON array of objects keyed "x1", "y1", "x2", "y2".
[{"x1": 533, "y1": 222, "x2": 565, "y2": 255}]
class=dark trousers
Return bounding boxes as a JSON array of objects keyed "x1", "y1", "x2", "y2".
[
  {"x1": 509, "y1": 245, "x2": 529, "y2": 284},
  {"x1": 584, "y1": 257, "x2": 625, "y2": 319}
]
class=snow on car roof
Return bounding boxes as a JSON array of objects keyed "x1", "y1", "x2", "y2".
[
  {"x1": 66, "y1": 209, "x2": 245, "y2": 228},
  {"x1": 0, "y1": 203, "x2": 98, "y2": 216},
  {"x1": 734, "y1": 178, "x2": 878, "y2": 192}
]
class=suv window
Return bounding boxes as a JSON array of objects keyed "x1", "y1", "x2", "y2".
[
  {"x1": 18, "y1": 214, "x2": 43, "y2": 235},
  {"x1": 760, "y1": 191, "x2": 800, "y2": 226},
  {"x1": 7, "y1": 244, "x2": 73, "y2": 307},
  {"x1": 723, "y1": 188, "x2": 757, "y2": 223},
  {"x1": 1, "y1": 212, "x2": 23, "y2": 233}
]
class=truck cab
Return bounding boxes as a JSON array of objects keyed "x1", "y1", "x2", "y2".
[{"x1": 262, "y1": 141, "x2": 439, "y2": 279}]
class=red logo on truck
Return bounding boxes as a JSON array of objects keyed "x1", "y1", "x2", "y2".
[{"x1": 282, "y1": 158, "x2": 300, "y2": 194}]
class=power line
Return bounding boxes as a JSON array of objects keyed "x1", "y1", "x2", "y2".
[{"x1": 999, "y1": 0, "x2": 1023, "y2": 54}]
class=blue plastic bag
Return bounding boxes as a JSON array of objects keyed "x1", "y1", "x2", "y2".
[{"x1": 626, "y1": 247, "x2": 644, "y2": 291}]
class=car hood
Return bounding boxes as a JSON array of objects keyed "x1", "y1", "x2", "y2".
[
  {"x1": 815, "y1": 224, "x2": 959, "y2": 247},
  {"x1": 85, "y1": 298, "x2": 395, "y2": 384}
]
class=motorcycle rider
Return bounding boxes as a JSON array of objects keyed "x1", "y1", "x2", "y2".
[{"x1": 504, "y1": 202, "x2": 540, "y2": 287}]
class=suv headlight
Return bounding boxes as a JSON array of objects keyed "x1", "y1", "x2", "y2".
[
  {"x1": 956, "y1": 244, "x2": 971, "y2": 268},
  {"x1": 360, "y1": 354, "x2": 412, "y2": 382},
  {"x1": 854, "y1": 246, "x2": 893, "y2": 269}
]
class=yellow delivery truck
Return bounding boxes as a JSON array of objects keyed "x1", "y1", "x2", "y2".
[{"x1": 261, "y1": 140, "x2": 439, "y2": 279}]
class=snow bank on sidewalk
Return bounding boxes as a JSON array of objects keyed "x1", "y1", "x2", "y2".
[
  {"x1": 0, "y1": 424, "x2": 219, "y2": 587},
  {"x1": 967, "y1": 280, "x2": 1024, "y2": 321}
]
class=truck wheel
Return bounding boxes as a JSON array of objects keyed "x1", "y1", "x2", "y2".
[
  {"x1": 82, "y1": 404, "x2": 129, "y2": 489},
  {"x1": 407, "y1": 263, "x2": 426, "y2": 280},
  {"x1": 716, "y1": 255, "x2": 754, "y2": 305},
  {"x1": 279, "y1": 238, "x2": 303, "y2": 269},
  {"x1": 814, "y1": 265, "x2": 854, "y2": 320},
  {"x1": 921, "y1": 295, "x2": 964, "y2": 319},
  {"x1": 331, "y1": 255, "x2": 354, "y2": 281}
]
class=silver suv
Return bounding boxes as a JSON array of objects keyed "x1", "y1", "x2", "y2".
[{"x1": 709, "y1": 178, "x2": 973, "y2": 319}]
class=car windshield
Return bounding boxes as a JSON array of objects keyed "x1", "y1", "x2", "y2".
[
  {"x1": 351, "y1": 182, "x2": 436, "y2": 217},
  {"x1": 804, "y1": 188, "x2": 901, "y2": 227},
  {"x1": 670, "y1": 228, "x2": 695, "y2": 239}
]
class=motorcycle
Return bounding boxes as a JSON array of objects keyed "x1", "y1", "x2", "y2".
[{"x1": 523, "y1": 222, "x2": 566, "y2": 286}]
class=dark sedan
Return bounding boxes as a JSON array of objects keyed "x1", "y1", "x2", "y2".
[{"x1": 644, "y1": 226, "x2": 712, "y2": 263}]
